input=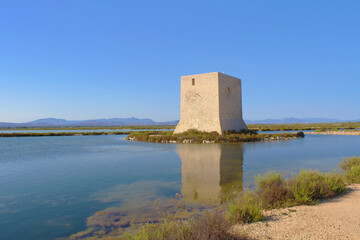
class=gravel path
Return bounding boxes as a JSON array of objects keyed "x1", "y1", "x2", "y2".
[{"x1": 235, "y1": 184, "x2": 360, "y2": 240}]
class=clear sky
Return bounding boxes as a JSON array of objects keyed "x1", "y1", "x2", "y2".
[{"x1": 0, "y1": 0, "x2": 359, "y2": 122}]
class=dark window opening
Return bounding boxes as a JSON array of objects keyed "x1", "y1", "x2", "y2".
[{"x1": 192, "y1": 78, "x2": 195, "y2": 85}]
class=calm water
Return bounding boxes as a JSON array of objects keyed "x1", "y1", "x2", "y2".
[
  {"x1": 0, "y1": 129, "x2": 169, "y2": 133},
  {"x1": 0, "y1": 134, "x2": 360, "y2": 240}
]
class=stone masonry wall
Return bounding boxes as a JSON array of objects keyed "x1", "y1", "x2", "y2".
[
  {"x1": 218, "y1": 73, "x2": 248, "y2": 132},
  {"x1": 174, "y1": 72, "x2": 247, "y2": 134},
  {"x1": 174, "y1": 72, "x2": 221, "y2": 133}
]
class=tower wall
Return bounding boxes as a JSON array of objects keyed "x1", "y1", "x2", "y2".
[
  {"x1": 218, "y1": 73, "x2": 248, "y2": 132},
  {"x1": 174, "y1": 72, "x2": 221, "y2": 134},
  {"x1": 174, "y1": 72, "x2": 247, "y2": 134}
]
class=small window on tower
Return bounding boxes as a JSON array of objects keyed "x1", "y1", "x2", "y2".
[
  {"x1": 192, "y1": 78, "x2": 195, "y2": 85},
  {"x1": 227, "y1": 87, "x2": 230, "y2": 93}
]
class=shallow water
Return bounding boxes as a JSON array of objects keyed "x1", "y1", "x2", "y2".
[
  {"x1": 0, "y1": 128, "x2": 169, "y2": 133},
  {"x1": 0, "y1": 134, "x2": 359, "y2": 240}
]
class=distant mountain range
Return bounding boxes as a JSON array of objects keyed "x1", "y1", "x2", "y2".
[
  {"x1": 0, "y1": 118, "x2": 178, "y2": 128},
  {"x1": 0, "y1": 117, "x2": 358, "y2": 128}
]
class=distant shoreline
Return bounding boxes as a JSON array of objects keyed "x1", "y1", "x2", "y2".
[
  {"x1": 0, "y1": 131, "x2": 131, "y2": 137},
  {"x1": 1, "y1": 122, "x2": 359, "y2": 132},
  {"x1": 306, "y1": 131, "x2": 360, "y2": 136}
]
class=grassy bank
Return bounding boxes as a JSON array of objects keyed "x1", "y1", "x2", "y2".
[
  {"x1": 72, "y1": 157, "x2": 360, "y2": 240},
  {"x1": 247, "y1": 122, "x2": 360, "y2": 132},
  {"x1": 0, "y1": 131, "x2": 132, "y2": 137},
  {"x1": 126, "y1": 129, "x2": 305, "y2": 143}
]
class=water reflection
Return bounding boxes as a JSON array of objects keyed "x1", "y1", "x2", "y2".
[{"x1": 177, "y1": 144, "x2": 244, "y2": 204}]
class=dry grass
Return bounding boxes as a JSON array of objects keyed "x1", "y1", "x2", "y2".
[{"x1": 127, "y1": 209, "x2": 250, "y2": 240}]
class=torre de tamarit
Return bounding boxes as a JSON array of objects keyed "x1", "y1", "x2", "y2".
[{"x1": 174, "y1": 72, "x2": 247, "y2": 134}]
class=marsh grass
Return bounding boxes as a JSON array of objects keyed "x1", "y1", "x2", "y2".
[
  {"x1": 255, "y1": 172, "x2": 290, "y2": 209},
  {"x1": 248, "y1": 122, "x2": 360, "y2": 132},
  {"x1": 223, "y1": 167, "x2": 348, "y2": 224},
  {"x1": 126, "y1": 129, "x2": 304, "y2": 143},
  {"x1": 340, "y1": 156, "x2": 360, "y2": 183},
  {"x1": 225, "y1": 192, "x2": 265, "y2": 223},
  {"x1": 122, "y1": 207, "x2": 252, "y2": 240},
  {"x1": 79, "y1": 157, "x2": 359, "y2": 239},
  {"x1": 127, "y1": 210, "x2": 249, "y2": 240},
  {"x1": 287, "y1": 170, "x2": 346, "y2": 205}
]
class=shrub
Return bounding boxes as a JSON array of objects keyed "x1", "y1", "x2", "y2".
[
  {"x1": 340, "y1": 157, "x2": 360, "y2": 183},
  {"x1": 322, "y1": 171, "x2": 347, "y2": 194},
  {"x1": 225, "y1": 192, "x2": 265, "y2": 224},
  {"x1": 255, "y1": 172, "x2": 290, "y2": 209},
  {"x1": 189, "y1": 210, "x2": 248, "y2": 240},
  {"x1": 340, "y1": 156, "x2": 360, "y2": 171},
  {"x1": 127, "y1": 218, "x2": 191, "y2": 240},
  {"x1": 287, "y1": 169, "x2": 346, "y2": 205},
  {"x1": 127, "y1": 210, "x2": 249, "y2": 240},
  {"x1": 343, "y1": 165, "x2": 360, "y2": 183}
]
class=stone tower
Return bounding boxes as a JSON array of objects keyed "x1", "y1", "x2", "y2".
[{"x1": 174, "y1": 72, "x2": 247, "y2": 134}]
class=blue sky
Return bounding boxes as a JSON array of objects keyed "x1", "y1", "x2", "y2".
[{"x1": 0, "y1": 0, "x2": 359, "y2": 122}]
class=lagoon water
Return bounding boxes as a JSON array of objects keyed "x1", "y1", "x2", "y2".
[
  {"x1": 1, "y1": 134, "x2": 360, "y2": 240},
  {"x1": 0, "y1": 129, "x2": 168, "y2": 133}
]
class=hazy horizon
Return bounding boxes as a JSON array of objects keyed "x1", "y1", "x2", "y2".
[{"x1": 1, "y1": 116, "x2": 358, "y2": 124}]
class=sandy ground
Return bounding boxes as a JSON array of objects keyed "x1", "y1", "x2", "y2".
[
  {"x1": 306, "y1": 131, "x2": 360, "y2": 136},
  {"x1": 235, "y1": 184, "x2": 360, "y2": 240}
]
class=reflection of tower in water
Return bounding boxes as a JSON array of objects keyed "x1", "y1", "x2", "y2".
[{"x1": 176, "y1": 144, "x2": 244, "y2": 204}]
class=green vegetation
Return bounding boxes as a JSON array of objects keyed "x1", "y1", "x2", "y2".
[
  {"x1": 122, "y1": 157, "x2": 358, "y2": 239},
  {"x1": 247, "y1": 121, "x2": 360, "y2": 132},
  {"x1": 225, "y1": 192, "x2": 265, "y2": 223},
  {"x1": 126, "y1": 210, "x2": 248, "y2": 240},
  {"x1": 288, "y1": 170, "x2": 346, "y2": 205},
  {"x1": 0, "y1": 131, "x2": 131, "y2": 137},
  {"x1": 340, "y1": 156, "x2": 360, "y2": 183},
  {"x1": 224, "y1": 168, "x2": 347, "y2": 223},
  {"x1": 71, "y1": 156, "x2": 360, "y2": 239},
  {"x1": 126, "y1": 129, "x2": 305, "y2": 143}
]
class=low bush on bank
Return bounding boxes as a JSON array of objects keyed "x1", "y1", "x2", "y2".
[
  {"x1": 83, "y1": 157, "x2": 359, "y2": 239},
  {"x1": 255, "y1": 171, "x2": 290, "y2": 209},
  {"x1": 225, "y1": 192, "x2": 265, "y2": 223},
  {"x1": 127, "y1": 209, "x2": 249, "y2": 240},
  {"x1": 126, "y1": 129, "x2": 304, "y2": 143},
  {"x1": 340, "y1": 156, "x2": 360, "y2": 183},
  {"x1": 287, "y1": 170, "x2": 346, "y2": 205},
  {"x1": 125, "y1": 165, "x2": 350, "y2": 239},
  {"x1": 225, "y1": 168, "x2": 347, "y2": 223},
  {"x1": 254, "y1": 169, "x2": 346, "y2": 209}
]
